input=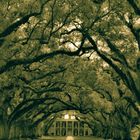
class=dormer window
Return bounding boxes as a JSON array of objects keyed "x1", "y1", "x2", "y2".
[{"x1": 64, "y1": 114, "x2": 69, "y2": 119}]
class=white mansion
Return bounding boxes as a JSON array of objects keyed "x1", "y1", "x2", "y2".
[{"x1": 47, "y1": 111, "x2": 92, "y2": 136}]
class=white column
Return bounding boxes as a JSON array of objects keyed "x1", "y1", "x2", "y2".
[{"x1": 78, "y1": 122, "x2": 80, "y2": 136}]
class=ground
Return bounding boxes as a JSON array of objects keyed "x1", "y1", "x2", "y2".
[{"x1": 39, "y1": 136, "x2": 105, "y2": 140}]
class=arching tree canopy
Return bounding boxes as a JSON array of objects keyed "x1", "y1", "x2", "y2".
[{"x1": 0, "y1": 0, "x2": 140, "y2": 139}]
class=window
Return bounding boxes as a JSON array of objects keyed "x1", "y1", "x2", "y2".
[
  {"x1": 68, "y1": 121, "x2": 72, "y2": 127},
  {"x1": 62, "y1": 122, "x2": 66, "y2": 127},
  {"x1": 79, "y1": 129, "x2": 84, "y2": 136},
  {"x1": 61, "y1": 128, "x2": 66, "y2": 136},
  {"x1": 73, "y1": 129, "x2": 78, "y2": 136},
  {"x1": 56, "y1": 122, "x2": 60, "y2": 127},
  {"x1": 56, "y1": 128, "x2": 60, "y2": 136},
  {"x1": 74, "y1": 122, "x2": 78, "y2": 128}
]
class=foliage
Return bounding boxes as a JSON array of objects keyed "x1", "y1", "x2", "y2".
[{"x1": 0, "y1": 0, "x2": 140, "y2": 139}]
